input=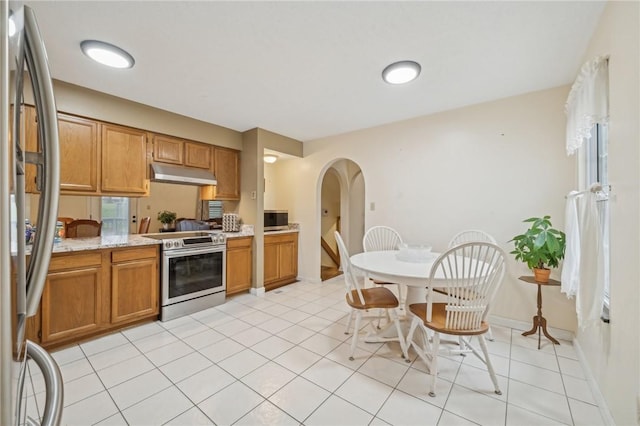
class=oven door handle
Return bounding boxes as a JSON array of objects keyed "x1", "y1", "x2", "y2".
[{"x1": 163, "y1": 246, "x2": 225, "y2": 258}]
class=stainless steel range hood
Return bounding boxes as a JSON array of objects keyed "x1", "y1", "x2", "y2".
[{"x1": 151, "y1": 163, "x2": 217, "y2": 186}]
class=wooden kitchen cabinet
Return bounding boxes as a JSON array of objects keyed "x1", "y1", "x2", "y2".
[
  {"x1": 24, "y1": 107, "x2": 100, "y2": 194},
  {"x1": 58, "y1": 113, "x2": 100, "y2": 193},
  {"x1": 226, "y1": 237, "x2": 253, "y2": 296},
  {"x1": 23, "y1": 106, "x2": 150, "y2": 197},
  {"x1": 31, "y1": 245, "x2": 160, "y2": 349},
  {"x1": 40, "y1": 252, "x2": 107, "y2": 344},
  {"x1": 25, "y1": 108, "x2": 101, "y2": 194},
  {"x1": 264, "y1": 232, "x2": 298, "y2": 291},
  {"x1": 101, "y1": 123, "x2": 149, "y2": 195},
  {"x1": 213, "y1": 146, "x2": 240, "y2": 200},
  {"x1": 185, "y1": 142, "x2": 212, "y2": 169},
  {"x1": 111, "y1": 247, "x2": 159, "y2": 324},
  {"x1": 153, "y1": 134, "x2": 184, "y2": 165}
]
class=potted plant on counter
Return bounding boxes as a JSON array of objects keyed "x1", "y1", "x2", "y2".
[
  {"x1": 509, "y1": 215, "x2": 566, "y2": 283},
  {"x1": 157, "y1": 210, "x2": 177, "y2": 230}
]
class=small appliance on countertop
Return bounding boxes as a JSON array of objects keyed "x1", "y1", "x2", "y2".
[
  {"x1": 222, "y1": 213, "x2": 241, "y2": 232},
  {"x1": 264, "y1": 210, "x2": 288, "y2": 231}
]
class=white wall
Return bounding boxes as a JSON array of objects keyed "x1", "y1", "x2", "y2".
[
  {"x1": 282, "y1": 86, "x2": 578, "y2": 330},
  {"x1": 572, "y1": 2, "x2": 640, "y2": 424}
]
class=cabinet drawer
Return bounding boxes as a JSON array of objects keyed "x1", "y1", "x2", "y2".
[
  {"x1": 227, "y1": 237, "x2": 252, "y2": 250},
  {"x1": 264, "y1": 232, "x2": 297, "y2": 244},
  {"x1": 49, "y1": 252, "x2": 102, "y2": 271},
  {"x1": 112, "y1": 246, "x2": 158, "y2": 263}
]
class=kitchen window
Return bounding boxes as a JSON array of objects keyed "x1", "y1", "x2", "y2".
[
  {"x1": 584, "y1": 123, "x2": 610, "y2": 314},
  {"x1": 207, "y1": 201, "x2": 223, "y2": 219},
  {"x1": 101, "y1": 197, "x2": 130, "y2": 236}
]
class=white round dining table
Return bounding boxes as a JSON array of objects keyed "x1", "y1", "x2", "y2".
[
  {"x1": 349, "y1": 250, "x2": 441, "y2": 344},
  {"x1": 350, "y1": 250, "x2": 440, "y2": 306}
]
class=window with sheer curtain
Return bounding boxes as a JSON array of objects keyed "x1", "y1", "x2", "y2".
[{"x1": 563, "y1": 55, "x2": 610, "y2": 327}]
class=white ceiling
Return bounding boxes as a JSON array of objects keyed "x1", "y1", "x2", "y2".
[{"x1": 17, "y1": 1, "x2": 605, "y2": 142}]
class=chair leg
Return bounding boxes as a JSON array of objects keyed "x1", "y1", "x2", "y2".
[
  {"x1": 344, "y1": 310, "x2": 354, "y2": 335},
  {"x1": 429, "y1": 332, "x2": 440, "y2": 397},
  {"x1": 486, "y1": 325, "x2": 495, "y2": 341},
  {"x1": 389, "y1": 308, "x2": 408, "y2": 360},
  {"x1": 349, "y1": 311, "x2": 363, "y2": 361},
  {"x1": 478, "y1": 334, "x2": 502, "y2": 395},
  {"x1": 398, "y1": 284, "x2": 406, "y2": 309}
]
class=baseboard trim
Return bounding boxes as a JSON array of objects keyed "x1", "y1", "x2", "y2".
[
  {"x1": 572, "y1": 338, "x2": 616, "y2": 425},
  {"x1": 491, "y1": 315, "x2": 615, "y2": 424},
  {"x1": 250, "y1": 287, "x2": 265, "y2": 296}
]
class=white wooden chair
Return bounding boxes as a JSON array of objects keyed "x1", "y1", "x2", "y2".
[
  {"x1": 406, "y1": 242, "x2": 506, "y2": 397},
  {"x1": 335, "y1": 231, "x2": 408, "y2": 361},
  {"x1": 447, "y1": 229, "x2": 498, "y2": 342},
  {"x1": 448, "y1": 229, "x2": 497, "y2": 247},
  {"x1": 362, "y1": 226, "x2": 406, "y2": 323}
]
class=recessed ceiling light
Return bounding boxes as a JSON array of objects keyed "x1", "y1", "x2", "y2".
[
  {"x1": 80, "y1": 40, "x2": 135, "y2": 69},
  {"x1": 382, "y1": 60, "x2": 421, "y2": 84},
  {"x1": 263, "y1": 154, "x2": 278, "y2": 164}
]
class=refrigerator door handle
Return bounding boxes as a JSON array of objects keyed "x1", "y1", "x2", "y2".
[
  {"x1": 15, "y1": 341, "x2": 64, "y2": 426},
  {"x1": 21, "y1": 5, "x2": 60, "y2": 317}
]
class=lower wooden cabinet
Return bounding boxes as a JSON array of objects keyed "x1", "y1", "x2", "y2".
[
  {"x1": 111, "y1": 247, "x2": 158, "y2": 324},
  {"x1": 30, "y1": 245, "x2": 159, "y2": 348},
  {"x1": 226, "y1": 237, "x2": 253, "y2": 296},
  {"x1": 264, "y1": 232, "x2": 298, "y2": 291},
  {"x1": 41, "y1": 252, "x2": 105, "y2": 344}
]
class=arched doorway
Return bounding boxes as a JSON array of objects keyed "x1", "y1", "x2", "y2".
[{"x1": 319, "y1": 159, "x2": 364, "y2": 281}]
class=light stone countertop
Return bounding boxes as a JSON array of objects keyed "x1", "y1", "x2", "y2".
[
  {"x1": 48, "y1": 235, "x2": 162, "y2": 254},
  {"x1": 20, "y1": 224, "x2": 302, "y2": 255}
]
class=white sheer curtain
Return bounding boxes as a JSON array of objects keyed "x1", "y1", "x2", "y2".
[
  {"x1": 564, "y1": 55, "x2": 610, "y2": 328},
  {"x1": 565, "y1": 55, "x2": 609, "y2": 156}
]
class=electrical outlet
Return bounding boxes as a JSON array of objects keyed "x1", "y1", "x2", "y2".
[
  {"x1": 370, "y1": 202, "x2": 375, "y2": 211},
  {"x1": 251, "y1": 191, "x2": 257, "y2": 200}
]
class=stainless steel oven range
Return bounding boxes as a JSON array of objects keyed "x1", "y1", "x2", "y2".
[{"x1": 146, "y1": 232, "x2": 226, "y2": 321}]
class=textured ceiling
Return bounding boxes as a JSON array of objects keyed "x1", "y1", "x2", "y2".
[{"x1": 16, "y1": 1, "x2": 605, "y2": 141}]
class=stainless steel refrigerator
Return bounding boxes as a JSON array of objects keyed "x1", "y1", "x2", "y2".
[{"x1": 1, "y1": 4, "x2": 63, "y2": 425}]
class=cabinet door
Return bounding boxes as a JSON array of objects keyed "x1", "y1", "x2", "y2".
[
  {"x1": 278, "y1": 240, "x2": 298, "y2": 280},
  {"x1": 213, "y1": 147, "x2": 240, "y2": 200},
  {"x1": 185, "y1": 142, "x2": 212, "y2": 169},
  {"x1": 153, "y1": 134, "x2": 184, "y2": 165},
  {"x1": 41, "y1": 266, "x2": 103, "y2": 343},
  {"x1": 101, "y1": 124, "x2": 149, "y2": 194},
  {"x1": 111, "y1": 257, "x2": 158, "y2": 324},
  {"x1": 226, "y1": 238, "x2": 252, "y2": 295},
  {"x1": 58, "y1": 113, "x2": 100, "y2": 193},
  {"x1": 263, "y1": 242, "x2": 279, "y2": 284},
  {"x1": 24, "y1": 108, "x2": 100, "y2": 194},
  {"x1": 23, "y1": 106, "x2": 39, "y2": 193}
]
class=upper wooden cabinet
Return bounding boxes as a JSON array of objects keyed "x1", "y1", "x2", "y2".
[
  {"x1": 213, "y1": 147, "x2": 240, "y2": 200},
  {"x1": 23, "y1": 106, "x2": 150, "y2": 197},
  {"x1": 153, "y1": 134, "x2": 184, "y2": 165},
  {"x1": 185, "y1": 142, "x2": 212, "y2": 169},
  {"x1": 58, "y1": 113, "x2": 100, "y2": 193},
  {"x1": 101, "y1": 124, "x2": 149, "y2": 195}
]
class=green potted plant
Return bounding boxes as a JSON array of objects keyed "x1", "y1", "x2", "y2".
[
  {"x1": 157, "y1": 210, "x2": 177, "y2": 229},
  {"x1": 509, "y1": 215, "x2": 566, "y2": 283}
]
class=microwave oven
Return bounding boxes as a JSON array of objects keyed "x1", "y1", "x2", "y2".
[{"x1": 264, "y1": 210, "x2": 288, "y2": 231}]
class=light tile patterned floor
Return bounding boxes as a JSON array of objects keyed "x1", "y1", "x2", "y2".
[{"x1": 25, "y1": 277, "x2": 604, "y2": 425}]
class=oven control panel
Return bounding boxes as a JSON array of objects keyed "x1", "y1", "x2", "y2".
[{"x1": 162, "y1": 233, "x2": 226, "y2": 250}]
